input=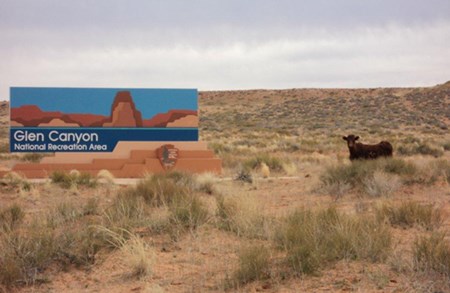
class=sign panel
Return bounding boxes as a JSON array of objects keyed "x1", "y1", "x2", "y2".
[{"x1": 10, "y1": 87, "x2": 198, "y2": 152}]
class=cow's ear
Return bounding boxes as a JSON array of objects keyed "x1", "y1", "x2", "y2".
[
  {"x1": 355, "y1": 136, "x2": 360, "y2": 140},
  {"x1": 342, "y1": 136, "x2": 347, "y2": 141}
]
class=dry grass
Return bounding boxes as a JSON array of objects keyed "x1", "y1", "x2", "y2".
[
  {"x1": 276, "y1": 207, "x2": 392, "y2": 275},
  {"x1": 122, "y1": 235, "x2": 156, "y2": 278},
  {"x1": 260, "y1": 162, "x2": 270, "y2": 178},
  {"x1": 413, "y1": 232, "x2": 450, "y2": 276},
  {"x1": 363, "y1": 171, "x2": 401, "y2": 197},
  {"x1": 0, "y1": 86, "x2": 449, "y2": 291},
  {"x1": 194, "y1": 172, "x2": 218, "y2": 194},
  {"x1": 96, "y1": 169, "x2": 116, "y2": 185},
  {"x1": 0, "y1": 204, "x2": 24, "y2": 232},
  {"x1": 50, "y1": 170, "x2": 97, "y2": 189},
  {"x1": 216, "y1": 194, "x2": 271, "y2": 239},
  {"x1": 375, "y1": 201, "x2": 442, "y2": 230},
  {"x1": 230, "y1": 245, "x2": 271, "y2": 287},
  {"x1": 121, "y1": 172, "x2": 193, "y2": 207}
]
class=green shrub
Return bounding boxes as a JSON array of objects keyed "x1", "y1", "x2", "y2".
[
  {"x1": 413, "y1": 232, "x2": 450, "y2": 275},
  {"x1": 375, "y1": 201, "x2": 441, "y2": 230}
]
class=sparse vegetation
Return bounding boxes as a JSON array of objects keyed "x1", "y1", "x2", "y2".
[
  {"x1": 168, "y1": 193, "x2": 209, "y2": 230},
  {"x1": 397, "y1": 142, "x2": 444, "y2": 157},
  {"x1": 319, "y1": 158, "x2": 432, "y2": 196},
  {"x1": 243, "y1": 154, "x2": 284, "y2": 172},
  {"x1": 50, "y1": 170, "x2": 97, "y2": 189},
  {"x1": 195, "y1": 172, "x2": 218, "y2": 194},
  {"x1": 276, "y1": 207, "x2": 392, "y2": 275},
  {"x1": 234, "y1": 168, "x2": 253, "y2": 183},
  {"x1": 363, "y1": 171, "x2": 401, "y2": 197},
  {"x1": 0, "y1": 204, "x2": 24, "y2": 232},
  {"x1": 21, "y1": 153, "x2": 46, "y2": 163},
  {"x1": 231, "y1": 245, "x2": 271, "y2": 287},
  {"x1": 375, "y1": 201, "x2": 442, "y2": 230},
  {"x1": 413, "y1": 232, "x2": 450, "y2": 275},
  {"x1": 216, "y1": 194, "x2": 270, "y2": 239},
  {"x1": 122, "y1": 235, "x2": 155, "y2": 278},
  {"x1": 0, "y1": 86, "x2": 449, "y2": 291},
  {"x1": 120, "y1": 172, "x2": 192, "y2": 206}
]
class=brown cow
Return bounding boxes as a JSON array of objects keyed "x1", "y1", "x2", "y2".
[{"x1": 343, "y1": 134, "x2": 393, "y2": 161}]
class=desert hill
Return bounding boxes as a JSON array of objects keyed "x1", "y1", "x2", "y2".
[
  {"x1": 0, "y1": 82, "x2": 450, "y2": 292},
  {"x1": 199, "y1": 83, "x2": 449, "y2": 137}
]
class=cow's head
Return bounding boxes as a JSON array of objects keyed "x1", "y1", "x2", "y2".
[{"x1": 343, "y1": 134, "x2": 359, "y2": 148}]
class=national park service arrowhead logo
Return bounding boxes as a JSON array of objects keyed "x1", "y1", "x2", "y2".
[{"x1": 157, "y1": 144, "x2": 179, "y2": 170}]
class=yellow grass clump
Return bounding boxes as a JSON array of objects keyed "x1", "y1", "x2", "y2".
[
  {"x1": 97, "y1": 169, "x2": 116, "y2": 185},
  {"x1": 260, "y1": 162, "x2": 270, "y2": 178}
]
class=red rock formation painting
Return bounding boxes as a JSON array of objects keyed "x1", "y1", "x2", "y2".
[
  {"x1": 11, "y1": 91, "x2": 197, "y2": 128},
  {"x1": 103, "y1": 91, "x2": 143, "y2": 127},
  {"x1": 142, "y1": 110, "x2": 198, "y2": 127}
]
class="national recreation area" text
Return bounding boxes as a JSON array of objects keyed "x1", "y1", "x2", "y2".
[{"x1": 12, "y1": 130, "x2": 107, "y2": 152}]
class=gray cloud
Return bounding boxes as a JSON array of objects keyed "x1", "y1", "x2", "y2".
[{"x1": 1, "y1": 0, "x2": 449, "y2": 99}]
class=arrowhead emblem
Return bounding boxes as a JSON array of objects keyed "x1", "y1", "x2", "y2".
[{"x1": 156, "y1": 144, "x2": 179, "y2": 170}]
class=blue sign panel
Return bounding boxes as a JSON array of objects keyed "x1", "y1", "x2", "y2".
[{"x1": 10, "y1": 87, "x2": 198, "y2": 152}]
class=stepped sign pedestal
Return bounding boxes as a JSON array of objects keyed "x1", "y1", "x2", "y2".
[{"x1": 5, "y1": 87, "x2": 221, "y2": 178}]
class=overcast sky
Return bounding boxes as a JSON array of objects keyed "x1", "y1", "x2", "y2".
[{"x1": 1, "y1": 0, "x2": 449, "y2": 100}]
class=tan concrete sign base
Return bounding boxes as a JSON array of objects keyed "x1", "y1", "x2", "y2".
[{"x1": 1, "y1": 142, "x2": 222, "y2": 179}]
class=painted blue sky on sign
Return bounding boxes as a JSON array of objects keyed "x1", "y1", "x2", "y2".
[{"x1": 10, "y1": 87, "x2": 197, "y2": 119}]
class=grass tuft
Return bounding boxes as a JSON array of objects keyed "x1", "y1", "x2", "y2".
[
  {"x1": 276, "y1": 207, "x2": 392, "y2": 275},
  {"x1": 195, "y1": 172, "x2": 218, "y2": 194},
  {"x1": 363, "y1": 171, "x2": 401, "y2": 197},
  {"x1": 243, "y1": 154, "x2": 283, "y2": 172},
  {"x1": 216, "y1": 194, "x2": 270, "y2": 239},
  {"x1": 232, "y1": 245, "x2": 271, "y2": 286},
  {"x1": 168, "y1": 194, "x2": 209, "y2": 230},
  {"x1": 50, "y1": 170, "x2": 97, "y2": 189},
  {"x1": 0, "y1": 204, "x2": 24, "y2": 232},
  {"x1": 375, "y1": 201, "x2": 441, "y2": 230},
  {"x1": 121, "y1": 172, "x2": 192, "y2": 207},
  {"x1": 413, "y1": 232, "x2": 450, "y2": 275},
  {"x1": 122, "y1": 235, "x2": 155, "y2": 278}
]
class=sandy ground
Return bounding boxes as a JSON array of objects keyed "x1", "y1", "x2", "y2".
[{"x1": 1, "y1": 161, "x2": 448, "y2": 293}]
